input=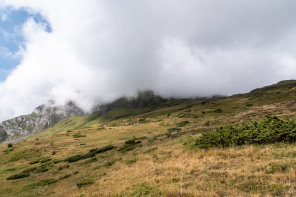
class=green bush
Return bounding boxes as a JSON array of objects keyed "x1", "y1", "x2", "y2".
[
  {"x1": 73, "y1": 133, "x2": 86, "y2": 138},
  {"x1": 7, "y1": 172, "x2": 30, "y2": 180},
  {"x1": 40, "y1": 156, "x2": 51, "y2": 163},
  {"x1": 119, "y1": 138, "x2": 142, "y2": 153},
  {"x1": 35, "y1": 162, "x2": 54, "y2": 173},
  {"x1": 176, "y1": 121, "x2": 189, "y2": 127},
  {"x1": 184, "y1": 116, "x2": 296, "y2": 149},
  {"x1": 23, "y1": 179, "x2": 56, "y2": 191},
  {"x1": 7, "y1": 143, "x2": 13, "y2": 148},
  {"x1": 76, "y1": 177, "x2": 96, "y2": 188},
  {"x1": 65, "y1": 145, "x2": 114, "y2": 163},
  {"x1": 29, "y1": 158, "x2": 41, "y2": 164},
  {"x1": 131, "y1": 183, "x2": 162, "y2": 197}
]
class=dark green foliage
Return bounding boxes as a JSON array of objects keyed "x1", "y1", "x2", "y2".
[
  {"x1": 176, "y1": 121, "x2": 189, "y2": 127},
  {"x1": 22, "y1": 167, "x2": 37, "y2": 174},
  {"x1": 166, "y1": 127, "x2": 182, "y2": 137},
  {"x1": 2, "y1": 168, "x2": 17, "y2": 173},
  {"x1": 167, "y1": 127, "x2": 182, "y2": 132},
  {"x1": 35, "y1": 162, "x2": 54, "y2": 173},
  {"x1": 40, "y1": 156, "x2": 51, "y2": 163},
  {"x1": 204, "y1": 121, "x2": 210, "y2": 126},
  {"x1": 53, "y1": 159, "x2": 62, "y2": 164},
  {"x1": 125, "y1": 158, "x2": 137, "y2": 165},
  {"x1": 58, "y1": 164, "x2": 69, "y2": 171},
  {"x1": 23, "y1": 179, "x2": 56, "y2": 191},
  {"x1": 65, "y1": 145, "x2": 114, "y2": 163},
  {"x1": 73, "y1": 133, "x2": 86, "y2": 138},
  {"x1": 7, "y1": 143, "x2": 13, "y2": 148},
  {"x1": 184, "y1": 116, "x2": 296, "y2": 149},
  {"x1": 30, "y1": 158, "x2": 40, "y2": 164},
  {"x1": 125, "y1": 137, "x2": 141, "y2": 145},
  {"x1": 64, "y1": 154, "x2": 84, "y2": 163},
  {"x1": 138, "y1": 118, "x2": 146, "y2": 123},
  {"x1": 76, "y1": 177, "x2": 96, "y2": 188},
  {"x1": 59, "y1": 174, "x2": 72, "y2": 180},
  {"x1": 131, "y1": 183, "x2": 162, "y2": 196},
  {"x1": 6, "y1": 172, "x2": 30, "y2": 180},
  {"x1": 119, "y1": 138, "x2": 142, "y2": 153},
  {"x1": 213, "y1": 108, "x2": 223, "y2": 113},
  {"x1": 3, "y1": 148, "x2": 13, "y2": 154},
  {"x1": 103, "y1": 158, "x2": 121, "y2": 168}
]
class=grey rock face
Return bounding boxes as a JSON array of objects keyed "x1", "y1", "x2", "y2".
[{"x1": 0, "y1": 101, "x2": 84, "y2": 142}]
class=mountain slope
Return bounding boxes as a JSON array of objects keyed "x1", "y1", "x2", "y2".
[
  {"x1": 0, "y1": 80, "x2": 296, "y2": 196},
  {"x1": 0, "y1": 101, "x2": 84, "y2": 143}
]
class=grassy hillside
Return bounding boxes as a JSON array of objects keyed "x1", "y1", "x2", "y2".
[{"x1": 1, "y1": 80, "x2": 296, "y2": 196}]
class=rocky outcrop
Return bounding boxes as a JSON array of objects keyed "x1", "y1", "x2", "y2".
[{"x1": 0, "y1": 101, "x2": 84, "y2": 142}]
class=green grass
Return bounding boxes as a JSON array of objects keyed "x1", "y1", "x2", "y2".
[{"x1": 1, "y1": 80, "x2": 296, "y2": 196}]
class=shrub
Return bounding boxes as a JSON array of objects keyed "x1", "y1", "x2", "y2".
[
  {"x1": 65, "y1": 145, "x2": 114, "y2": 163},
  {"x1": 35, "y1": 162, "x2": 54, "y2": 173},
  {"x1": 176, "y1": 121, "x2": 189, "y2": 127},
  {"x1": 125, "y1": 158, "x2": 137, "y2": 165},
  {"x1": 103, "y1": 158, "x2": 121, "y2": 168},
  {"x1": 213, "y1": 108, "x2": 223, "y2": 113},
  {"x1": 23, "y1": 179, "x2": 56, "y2": 191},
  {"x1": 76, "y1": 177, "x2": 96, "y2": 188},
  {"x1": 30, "y1": 158, "x2": 41, "y2": 164},
  {"x1": 119, "y1": 138, "x2": 142, "y2": 153},
  {"x1": 131, "y1": 183, "x2": 162, "y2": 196},
  {"x1": 58, "y1": 164, "x2": 69, "y2": 171},
  {"x1": 40, "y1": 156, "x2": 51, "y2": 163},
  {"x1": 7, "y1": 172, "x2": 30, "y2": 180},
  {"x1": 3, "y1": 148, "x2": 13, "y2": 154},
  {"x1": 184, "y1": 116, "x2": 296, "y2": 149},
  {"x1": 73, "y1": 133, "x2": 86, "y2": 138},
  {"x1": 7, "y1": 143, "x2": 13, "y2": 148}
]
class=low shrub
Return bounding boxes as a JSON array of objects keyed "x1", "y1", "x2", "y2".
[
  {"x1": 119, "y1": 138, "x2": 142, "y2": 153},
  {"x1": 40, "y1": 156, "x2": 51, "y2": 163},
  {"x1": 29, "y1": 158, "x2": 40, "y2": 165},
  {"x1": 176, "y1": 121, "x2": 189, "y2": 127},
  {"x1": 35, "y1": 162, "x2": 54, "y2": 173},
  {"x1": 73, "y1": 133, "x2": 86, "y2": 138},
  {"x1": 3, "y1": 148, "x2": 13, "y2": 154},
  {"x1": 76, "y1": 177, "x2": 96, "y2": 188},
  {"x1": 23, "y1": 178, "x2": 56, "y2": 191},
  {"x1": 131, "y1": 183, "x2": 162, "y2": 196},
  {"x1": 125, "y1": 158, "x2": 137, "y2": 165},
  {"x1": 103, "y1": 158, "x2": 121, "y2": 168},
  {"x1": 7, "y1": 172, "x2": 30, "y2": 180},
  {"x1": 184, "y1": 116, "x2": 296, "y2": 149},
  {"x1": 7, "y1": 143, "x2": 13, "y2": 148},
  {"x1": 65, "y1": 145, "x2": 114, "y2": 163}
]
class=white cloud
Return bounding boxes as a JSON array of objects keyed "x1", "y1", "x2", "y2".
[
  {"x1": 0, "y1": 0, "x2": 296, "y2": 121},
  {"x1": 1, "y1": 13, "x2": 7, "y2": 21}
]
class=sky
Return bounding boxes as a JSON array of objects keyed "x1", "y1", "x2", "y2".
[{"x1": 0, "y1": 0, "x2": 295, "y2": 121}]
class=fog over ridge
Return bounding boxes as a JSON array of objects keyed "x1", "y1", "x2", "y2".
[{"x1": 0, "y1": 0, "x2": 296, "y2": 121}]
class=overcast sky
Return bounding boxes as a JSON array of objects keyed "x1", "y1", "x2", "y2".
[{"x1": 0, "y1": 0, "x2": 296, "y2": 121}]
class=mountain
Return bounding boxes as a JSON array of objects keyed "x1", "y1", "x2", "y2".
[
  {"x1": 0, "y1": 101, "x2": 84, "y2": 143},
  {"x1": 1, "y1": 80, "x2": 296, "y2": 196},
  {"x1": 0, "y1": 90, "x2": 166, "y2": 143}
]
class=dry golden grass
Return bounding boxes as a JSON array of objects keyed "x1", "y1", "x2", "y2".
[{"x1": 1, "y1": 82, "x2": 296, "y2": 196}]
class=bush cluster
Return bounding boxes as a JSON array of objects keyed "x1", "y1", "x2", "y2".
[
  {"x1": 176, "y1": 121, "x2": 189, "y2": 127},
  {"x1": 119, "y1": 137, "x2": 142, "y2": 153},
  {"x1": 184, "y1": 116, "x2": 296, "y2": 149},
  {"x1": 6, "y1": 172, "x2": 30, "y2": 180},
  {"x1": 65, "y1": 145, "x2": 114, "y2": 163}
]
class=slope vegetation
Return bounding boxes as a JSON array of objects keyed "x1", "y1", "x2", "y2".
[{"x1": 1, "y1": 80, "x2": 296, "y2": 196}]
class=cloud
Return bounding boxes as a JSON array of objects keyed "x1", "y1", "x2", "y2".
[{"x1": 0, "y1": 0, "x2": 296, "y2": 121}]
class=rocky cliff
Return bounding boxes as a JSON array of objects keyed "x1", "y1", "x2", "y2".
[{"x1": 0, "y1": 101, "x2": 84, "y2": 142}]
